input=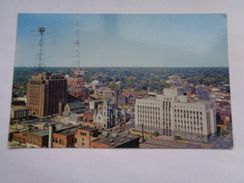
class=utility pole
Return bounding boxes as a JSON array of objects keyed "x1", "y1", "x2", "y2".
[{"x1": 141, "y1": 123, "x2": 144, "y2": 143}]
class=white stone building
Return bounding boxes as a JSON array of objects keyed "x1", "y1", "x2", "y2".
[
  {"x1": 135, "y1": 88, "x2": 216, "y2": 142},
  {"x1": 93, "y1": 99, "x2": 118, "y2": 129}
]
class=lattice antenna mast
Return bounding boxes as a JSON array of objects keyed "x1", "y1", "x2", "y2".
[
  {"x1": 37, "y1": 27, "x2": 46, "y2": 71},
  {"x1": 73, "y1": 18, "x2": 81, "y2": 75}
]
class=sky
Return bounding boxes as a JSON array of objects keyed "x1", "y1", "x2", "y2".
[{"x1": 15, "y1": 14, "x2": 228, "y2": 67}]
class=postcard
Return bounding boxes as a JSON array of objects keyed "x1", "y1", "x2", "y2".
[{"x1": 9, "y1": 14, "x2": 232, "y2": 149}]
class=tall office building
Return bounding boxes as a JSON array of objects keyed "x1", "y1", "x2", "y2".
[
  {"x1": 135, "y1": 88, "x2": 216, "y2": 142},
  {"x1": 27, "y1": 72, "x2": 67, "y2": 117}
]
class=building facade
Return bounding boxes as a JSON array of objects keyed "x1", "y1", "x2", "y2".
[
  {"x1": 10, "y1": 106, "x2": 29, "y2": 120},
  {"x1": 25, "y1": 130, "x2": 49, "y2": 148},
  {"x1": 135, "y1": 88, "x2": 216, "y2": 142},
  {"x1": 27, "y1": 72, "x2": 67, "y2": 117},
  {"x1": 63, "y1": 101, "x2": 86, "y2": 115},
  {"x1": 93, "y1": 99, "x2": 119, "y2": 129},
  {"x1": 74, "y1": 126, "x2": 99, "y2": 148},
  {"x1": 53, "y1": 129, "x2": 76, "y2": 148}
]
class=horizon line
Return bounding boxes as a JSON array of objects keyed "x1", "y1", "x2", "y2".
[{"x1": 14, "y1": 66, "x2": 229, "y2": 68}]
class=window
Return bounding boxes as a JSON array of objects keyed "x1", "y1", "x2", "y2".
[{"x1": 80, "y1": 132, "x2": 86, "y2": 136}]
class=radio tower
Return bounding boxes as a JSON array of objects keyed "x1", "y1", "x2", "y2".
[
  {"x1": 37, "y1": 27, "x2": 46, "y2": 71},
  {"x1": 67, "y1": 17, "x2": 85, "y2": 100},
  {"x1": 73, "y1": 19, "x2": 81, "y2": 75}
]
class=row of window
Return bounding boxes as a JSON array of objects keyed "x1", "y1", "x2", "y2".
[
  {"x1": 174, "y1": 110, "x2": 203, "y2": 115},
  {"x1": 174, "y1": 115, "x2": 203, "y2": 120},
  {"x1": 53, "y1": 137, "x2": 76, "y2": 145},
  {"x1": 137, "y1": 116, "x2": 171, "y2": 121},
  {"x1": 137, "y1": 106, "x2": 160, "y2": 110},
  {"x1": 137, "y1": 121, "x2": 171, "y2": 126},
  {"x1": 175, "y1": 126, "x2": 204, "y2": 132},
  {"x1": 174, "y1": 105, "x2": 203, "y2": 110},
  {"x1": 175, "y1": 120, "x2": 203, "y2": 126}
]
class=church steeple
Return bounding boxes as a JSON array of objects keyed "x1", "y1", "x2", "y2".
[{"x1": 103, "y1": 98, "x2": 108, "y2": 109}]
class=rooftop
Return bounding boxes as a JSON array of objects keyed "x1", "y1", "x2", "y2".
[
  {"x1": 94, "y1": 131, "x2": 140, "y2": 147},
  {"x1": 29, "y1": 130, "x2": 49, "y2": 137},
  {"x1": 67, "y1": 101, "x2": 85, "y2": 109},
  {"x1": 78, "y1": 126, "x2": 98, "y2": 132},
  {"x1": 12, "y1": 105, "x2": 28, "y2": 111},
  {"x1": 122, "y1": 89, "x2": 147, "y2": 97},
  {"x1": 55, "y1": 128, "x2": 77, "y2": 136},
  {"x1": 9, "y1": 124, "x2": 29, "y2": 132}
]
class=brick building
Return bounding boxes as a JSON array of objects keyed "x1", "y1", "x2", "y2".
[
  {"x1": 12, "y1": 132, "x2": 28, "y2": 144},
  {"x1": 91, "y1": 131, "x2": 140, "y2": 148},
  {"x1": 83, "y1": 111, "x2": 94, "y2": 122},
  {"x1": 53, "y1": 128, "x2": 76, "y2": 148},
  {"x1": 27, "y1": 72, "x2": 67, "y2": 117},
  {"x1": 74, "y1": 126, "x2": 99, "y2": 148},
  {"x1": 25, "y1": 130, "x2": 49, "y2": 148}
]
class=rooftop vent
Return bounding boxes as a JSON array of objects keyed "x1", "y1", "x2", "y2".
[
  {"x1": 102, "y1": 131, "x2": 109, "y2": 137},
  {"x1": 111, "y1": 133, "x2": 118, "y2": 138}
]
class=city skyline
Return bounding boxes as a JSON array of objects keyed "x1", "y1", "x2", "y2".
[
  {"x1": 10, "y1": 67, "x2": 233, "y2": 149},
  {"x1": 15, "y1": 14, "x2": 228, "y2": 67}
]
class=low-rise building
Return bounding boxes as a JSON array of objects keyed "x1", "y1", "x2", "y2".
[
  {"x1": 53, "y1": 128, "x2": 76, "y2": 148},
  {"x1": 26, "y1": 130, "x2": 49, "y2": 148},
  {"x1": 63, "y1": 101, "x2": 86, "y2": 115},
  {"x1": 10, "y1": 106, "x2": 29, "y2": 120},
  {"x1": 74, "y1": 126, "x2": 99, "y2": 148},
  {"x1": 12, "y1": 132, "x2": 28, "y2": 144},
  {"x1": 91, "y1": 131, "x2": 140, "y2": 148},
  {"x1": 83, "y1": 111, "x2": 94, "y2": 122},
  {"x1": 120, "y1": 89, "x2": 147, "y2": 105},
  {"x1": 94, "y1": 87, "x2": 113, "y2": 99}
]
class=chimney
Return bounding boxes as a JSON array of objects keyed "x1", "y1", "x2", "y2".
[
  {"x1": 48, "y1": 124, "x2": 55, "y2": 148},
  {"x1": 58, "y1": 101, "x2": 63, "y2": 116}
]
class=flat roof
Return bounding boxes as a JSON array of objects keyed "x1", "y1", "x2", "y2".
[
  {"x1": 12, "y1": 105, "x2": 28, "y2": 110},
  {"x1": 55, "y1": 128, "x2": 77, "y2": 136},
  {"x1": 29, "y1": 130, "x2": 49, "y2": 137},
  {"x1": 78, "y1": 126, "x2": 97, "y2": 132},
  {"x1": 94, "y1": 131, "x2": 140, "y2": 147}
]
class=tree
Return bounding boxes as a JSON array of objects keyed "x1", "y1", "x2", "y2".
[
  {"x1": 109, "y1": 81, "x2": 119, "y2": 90},
  {"x1": 153, "y1": 131, "x2": 160, "y2": 137}
]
